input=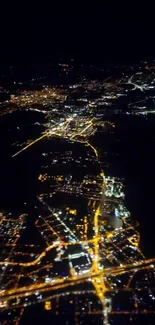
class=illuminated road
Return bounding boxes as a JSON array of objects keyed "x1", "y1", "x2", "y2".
[
  {"x1": 1, "y1": 255, "x2": 155, "y2": 305},
  {"x1": 70, "y1": 128, "x2": 109, "y2": 321},
  {"x1": 3, "y1": 129, "x2": 111, "y2": 321},
  {"x1": 12, "y1": 133, "x2": 49, "y2": 158},
  {"x1": 0, "y1": 238, "x2": 98, "y2": 267},
  {"x1": 0, "y1": 243, "x2": 57, "y2": 267},
  {"x1": 104, "y1": 257, "x2": 155, "y2": 276},
  {"x1": 0, "y1": 270, "x2": 103, "y2": 302},
  {"x1": 127, "y1": 74, "x2": 145, "y2": 93},
  {"x1": 70, "y1": 119, "x2": 94, "y2": 140},
  {"x1": 12, "y1": 117, "x2": 73, "y2": 158},
  {"x1": 4, "y1": 116, "x2": 153, "y2": 325}
]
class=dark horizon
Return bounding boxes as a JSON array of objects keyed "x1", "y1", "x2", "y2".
[{"x1": 1, "y1": 4, "x2": 155, "y2": 64}]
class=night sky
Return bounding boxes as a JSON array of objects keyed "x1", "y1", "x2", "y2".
[{"x1": 1, "y1": 4, "x2": 155, "y2": 63}]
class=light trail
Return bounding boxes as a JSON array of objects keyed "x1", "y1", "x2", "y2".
[
  {"x1": 85, "y1": 140, "x2": 109, "y2": 323},
  {"x1": 87, "y1": 142, "x2": 98, "y2": 159},
  {"x1": 12, "y1": 117, "x2": 73, "y2": 158},
  {"x1": 91, "y1": 204, "x2": 100, "y2": 271},
  {"x1": 128, "y1": 98, "x2": 147, "y2": 107},
  {"x1": 12, "y1": 133, "x2": 48, "y2": 158}
]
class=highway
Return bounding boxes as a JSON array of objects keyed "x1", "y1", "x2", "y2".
[
  {"x1": 0, "y1": 270, "x2": 103, "y2": 302},
  {"x1": 1, "y1": 254, "x2": 155, "y2": 305},
  {"x1": 104, "y1": 257, "x2": 155, "y2": 276},
  {"x1": 12, "y1": 117, "x2": 73, "y2": 158},
  {"x1": 12, "y1": 133, "x2": 49, "y2": 158}
]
